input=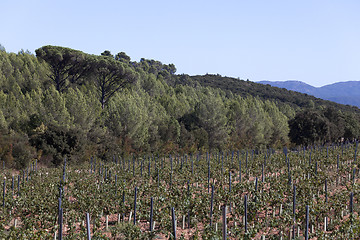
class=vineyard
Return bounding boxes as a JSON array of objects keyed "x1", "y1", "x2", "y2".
[{"x1": 0, "y1": 143, "x2": 359, "y2": 239}]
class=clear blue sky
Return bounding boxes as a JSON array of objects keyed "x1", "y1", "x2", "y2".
[{"x1": 1, "y1": 0, "x2": 359, "y2": 87}]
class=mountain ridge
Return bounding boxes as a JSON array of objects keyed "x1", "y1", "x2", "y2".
[{"x1": 258, "y1": 80, "x2": 360, "y2": 107}]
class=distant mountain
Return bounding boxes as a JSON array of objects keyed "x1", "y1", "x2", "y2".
[
  {"x1": 258, "y1": 81, "x2": 316, "y2": 94},
  {"x1": 258, "y1": 80, "x2": 360, "y2": 108}
]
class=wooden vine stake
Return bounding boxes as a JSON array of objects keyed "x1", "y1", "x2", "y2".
[
  {"x1": 350, "y1": 192, "x2": 354, "y2": 215},
  {"x1": 59, "y1": 208, "x2": 63, "y2": 240},
  {"x1": 86, "y1": 212, "x2": 91, "y2": 240},
  {"x1": 133, "y1": 186, "x2": 137, "y2": 225},
  {"x1": 2, "y1": 179, "x2": 5, "y2": 208},
  {"x1": 121, "y1": 190, "x2": 125, "y2": 221},
  {"x1": 222, "y1": 205, "x2": 227, "y2": 240},
  {"x1": 210, "y1": 185, "x2": 214, "y2": 227},
  {"x1": 305, "y1": 205, "x2": 309, "y2": 240},
  {"x1": 292, "y1": 185, "x2": 296, "y2": 239},
  {"x1": 17, "y1": 175, "x2": 20, "y2": 196},
  {"x1": 238, "y1": 152, "x2": 241, "y2": 182},
  {"x1": 105, "y1": 215, "x2": 109, "y2": 231},
  {"x1": 244, "y1": 195, "x2": 248, "y2": 233},
  {"x1": 171, "y1": 207, "x2": 177, "y2": 239},
  {"x1": 11, "y1": 176, "x2": 14, "y2": 195},
  {"x1": 245, "y1": 151, "x2": 248, "y2": 175},
  {"x1": 150, "y1": 197, "x2": 153, "y2": 232},
  {"x1": 229, "y1": 171, "x2": 231, "y2": 193},
  {"x1": 208, "y1": 157, "x2": 210, "y2": 193},
  {"x1": 325, "y1": 179, "x2": 328, "y2": 203}
]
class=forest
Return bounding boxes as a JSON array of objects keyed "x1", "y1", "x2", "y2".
[{"x1": 0, "y1": 45, "x2": 359, "y2": 169}]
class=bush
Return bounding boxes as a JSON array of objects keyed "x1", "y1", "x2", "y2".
[
  {"x1": 30, "y1": 125, "x2": 85, "y2": 166},
  {"x1": 0, "y1": 132, "x2": 36, "y2": 169}
]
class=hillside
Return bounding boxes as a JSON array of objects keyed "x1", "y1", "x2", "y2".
[
  {"x1": 0, "y1": 46, "x2": 359, "y2": 169},
  {"x1": 184, "y1": 75, "x2": 360, "y2": 114},
  {"x1": 258, "y1": 80, "x2": 360, "y2": 108}
]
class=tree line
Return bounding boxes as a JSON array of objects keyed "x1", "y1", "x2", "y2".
[{"x1": 0, "y1": 45, "x2": 359, "y2": 168}]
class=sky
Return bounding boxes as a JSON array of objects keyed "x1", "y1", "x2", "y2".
[{"x1": 1, "y1": 0, "x2": 359, "y2": 87}]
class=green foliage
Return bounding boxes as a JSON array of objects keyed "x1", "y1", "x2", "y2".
[
  {"x1": 0, "y1": 132, "x2": 36, "y2": 169},
  {"x1": 110, "y1": 222, "x2": 148, "y2": 239},
  {"x1": 264, "y1": 100, "x2": 290, "y2": 146},
  {"x1": 93, "y1": 56, "x2": 137, "y2": 109},
  {"x1": 289, "y1": 109, "x2": 329, "y2": 145},
  {"x1": 30, "y1": 125, "x2": 85, "y2": 166},
  {"x1": 343, "y1": 112, "x2": 360, "y2": 140},
  {"x1": 115, "y1": 51, "x2": 131, "y2": 63},
  {"x1": 10, "y1": 134, "x2": 36, "y2": 169},
  {"x1": 64, "y1": 87, "x2": 101, "y2": 131},
  {"x1": 41, "y1": 86, "x2": 73, "y2": 128},
  {"x1": 194, "y1": 89, "x2": 228, "y2": 150},
  {"x1": 35, "y1": 45, "x2": 92, "y2": 92},
  {"x1": 0, "y1": 45, "x2": 358, "y2": 166},
  {"x1": 105, "y1": 90, "x2": 150, "y2": 151},
  {"x1": 0, "y1": 108, "x2": 7, "y2": 130},
  {"x1": 289, "y1": 107, "x2": 360, "y2": 145}
]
